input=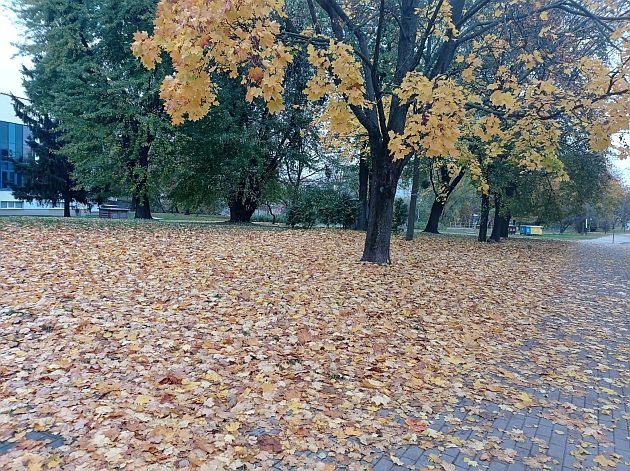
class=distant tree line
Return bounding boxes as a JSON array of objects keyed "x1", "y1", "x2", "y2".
[{"x1": 9, "y1": 0, "x2": 630, "y2": 261}]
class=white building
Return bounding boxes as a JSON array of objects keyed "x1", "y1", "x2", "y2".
[{"x1": 0, "y1": 94, "x2": 73, "y2": 216}]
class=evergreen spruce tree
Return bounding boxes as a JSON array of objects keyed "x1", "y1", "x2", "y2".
[
  {"x1": 10, "y1": 98, "x2": 89, "y2": 217},
  {"x1": 14, "y1": 0, "x2": 171, "y2": 219}
]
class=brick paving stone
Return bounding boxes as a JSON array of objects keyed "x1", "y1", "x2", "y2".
[
  {"x1": 401, "y1": 445, "x2": 422, "y2": 462},
  {"x1": 506, "y1": 463, "x2": 526, "y2": 471},
  {"x1": 0, "y1": 442, "x2": 16, "y2": 454},
  {"x1": 488, "y1": 462, "x2": 509, "y2": 471},
  {"x1": 443, "y1": 447, "x2": 460, "y2": 458},
  {"x1": 372, "y1": 457, "x2": 394, "y2": 471}
]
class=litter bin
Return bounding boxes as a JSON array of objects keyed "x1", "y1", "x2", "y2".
[{"x1": 520, "y1": 225, "x2": 542, "y2": 236}]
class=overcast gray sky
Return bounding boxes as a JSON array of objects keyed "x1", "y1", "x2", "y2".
[
  {"x1": 0, "y1": 0, "x2": 628, "y2": 183},
  {"x1": 0, "y1": 1, "x2": 26, "y2": 122}
]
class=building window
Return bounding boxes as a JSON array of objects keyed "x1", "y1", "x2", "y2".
[
  {"x1": 15, "y1": 125, "x2": 23, "y2": 160},
  {"x1": 0, "y1": 120, "x2": 28, "y2": 190},
  {"x1": 0, "y1": 201, "x2": 25, "y2": 209},
  {"x1": 0, "y1": 122, "x2": 8, "y2": 157}
]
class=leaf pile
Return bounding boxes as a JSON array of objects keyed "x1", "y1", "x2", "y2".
[{"x1": 0, "y1": 222, "x2": 627, "y2": 470}]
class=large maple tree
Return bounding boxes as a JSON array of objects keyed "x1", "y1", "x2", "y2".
[{"x1": 133, "y1": 0, "x2": 629, "y2": 263}]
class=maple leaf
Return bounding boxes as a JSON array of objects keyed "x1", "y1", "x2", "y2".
[
  {"x1": 490, "y1": 90, "x2": 517, "y2": 110},
  {"x1": 258, "y1": 434, "x2": 283, "y2": 453},
  {"x1": 135, "y1": 395, "x2": 152, "y2": 407},
  {"x1": 261, "y1": 383, "x2": 275, "y2": 400},
  {"x1": 344, "y1": 427, "x2": 362, "y2": 437},
  {"x1": 158, "y1": 371, "x2": 183, "y2": 385},
  {"x1": 267, "y1": 99, "x2": 285, "y2": 114},
  {"x1": 47, "y1": 455, "x2": 63, "y2": 468},
  {"x1": 593, "y1": 455, "x2": 617, "y2": 467},
  {"x1": 296, "y1": 328, "x2": 313, "y2": 344},
  {"x1": 371, "y1": 395, "x2": 391, "y2": 406},
  {"x1": 248, "y1": 67, "x2": 264, "y2": 83},
  {"x1": 523, "y1": 457, "x2": 543, "y2": 469},
  {"x1": 225, "y1": 422, "x2": 240, "y2": 433},
  {"x1": 441, "y1": 462, "x2": 456, "y2": 471},
  {"x1": 405, "y1": 417, "x2": 429, "y2": 432},
  {"x1": 514, "y1": 391, "x2": 534, "y2": 408}
]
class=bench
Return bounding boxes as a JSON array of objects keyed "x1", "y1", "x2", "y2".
[{"x1": 99, "y1": 206, "x2": 129, "y2": 219}]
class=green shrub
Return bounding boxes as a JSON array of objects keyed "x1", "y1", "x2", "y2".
[
  {"x1": 333, "y1": 193, "x2": 358, "y2": 229},
  {"x1": 286, "y1": 192, "x2": 318, "y2": 228},
  {"x1": 286, "y1": 187, "x2": 358, "y2": 229},
  {"x1": 251, "y1": 212, "x2": 287, "y2": 224},
  {"x1": 316, "y1": 189, "x2": 357, "y2": 229}
]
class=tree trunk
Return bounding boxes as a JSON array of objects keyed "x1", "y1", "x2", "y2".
[
  {"x1": 228, "y1": 192, "x2": 258, "y2": 223},
  {"x1": 500, "y1": 214, "x2": 511, "y2": 238},
  {"x1": 135, "y1": 193, "x2": 152, "y2": 219},
  {"x1": 134, "y1": 141, "x2": 153, "y2": 220},
  {"x1": 134, "y1": 172, "x2": 152, "y2": 219},
  {"x1": 490, "y1": 194, "x2": 502, "y2": 242},
  {"x1": 361, "y1": 145, "x2": 402, "y2": 264},
  {"x1": 424, "y1": 200, "x2": 445, "y2": 234},
  {"x1": 356, "y1": 157, "x2": 369, "y2": 231},
  {"x1": 266, "y1": 203, "x2": 277, "y2": 225},
  {"x1": 63, "y1": 198, "x2": 71, "y2": 218},
  {"x1": 405, "y1": 155, "x2": 421, "y2": 241},
  {"x1": 478, "y1": 194, "x2": 490, "y2": 242},
  {"x1": 423, "y1": 167, "x2": 465, "y2": 234}
]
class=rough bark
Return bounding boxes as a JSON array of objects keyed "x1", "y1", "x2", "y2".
[
  {"x1": 135, "y1": 192, "x2": 152, "y2": 219},
  {"x1": 361, "y1": 171, "x2": 398, "y2": 264},
  {"x1": 490, "y1": 194, "x2": 502, "y2": 242},
  {"x1": 134, "y1": 140, "x2": 153, "y2": 220},
  {"x1": 355, "y1": 157, "x2": 369, "y2": 231},
  {"x1": 405, "y1": 155, "x2": 421, "y2": 241},
  {"x1": 361, "y1": 144, "x2": 403, "y2": 264},
  {"x1": 424, "y1": 200, "x2": 446, "y2": 234},
  {"x1": 424, "y1": 167, "x2": 465, "y2": 234},
  {"x1": 63, "y1": 198, "x2": 71, "y2": 218},
  {"x1": 500, "y1": 185, "x2": 515, "y2": 239},
  {"x1": 228, "y1": 192, "x2": 258, "y2": 223},
  {"x1": 265, "y1": 203, "x2": 277, "y2": 224},
  {"x1": 478, "y1": 194, "x2": 490, "y2": 242}
]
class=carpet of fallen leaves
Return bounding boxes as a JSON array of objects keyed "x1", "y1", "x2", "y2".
[{"x1": 0, "y1": 222, "x2": 626, "y2": 470}]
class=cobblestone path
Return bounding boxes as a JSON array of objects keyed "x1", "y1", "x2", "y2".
[{"x1": 365, "y1": 244, "x2": 629, "y2": 471}]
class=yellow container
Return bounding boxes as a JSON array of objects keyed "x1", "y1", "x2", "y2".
[{"x1": 530, "y1": 226, "x2": 543, "y2": 236}]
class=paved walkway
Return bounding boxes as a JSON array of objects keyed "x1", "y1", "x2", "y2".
[
  {"x1": 581, "y1": 232, "x2": 630, "y2": 246},
  {"x1": 366, "y1": 243, "x2": 629, "y2": 471}
]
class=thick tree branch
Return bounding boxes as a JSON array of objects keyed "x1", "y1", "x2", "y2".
[{"x1": 306, "y1": 0, "x2": 322, "y2": 35}]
